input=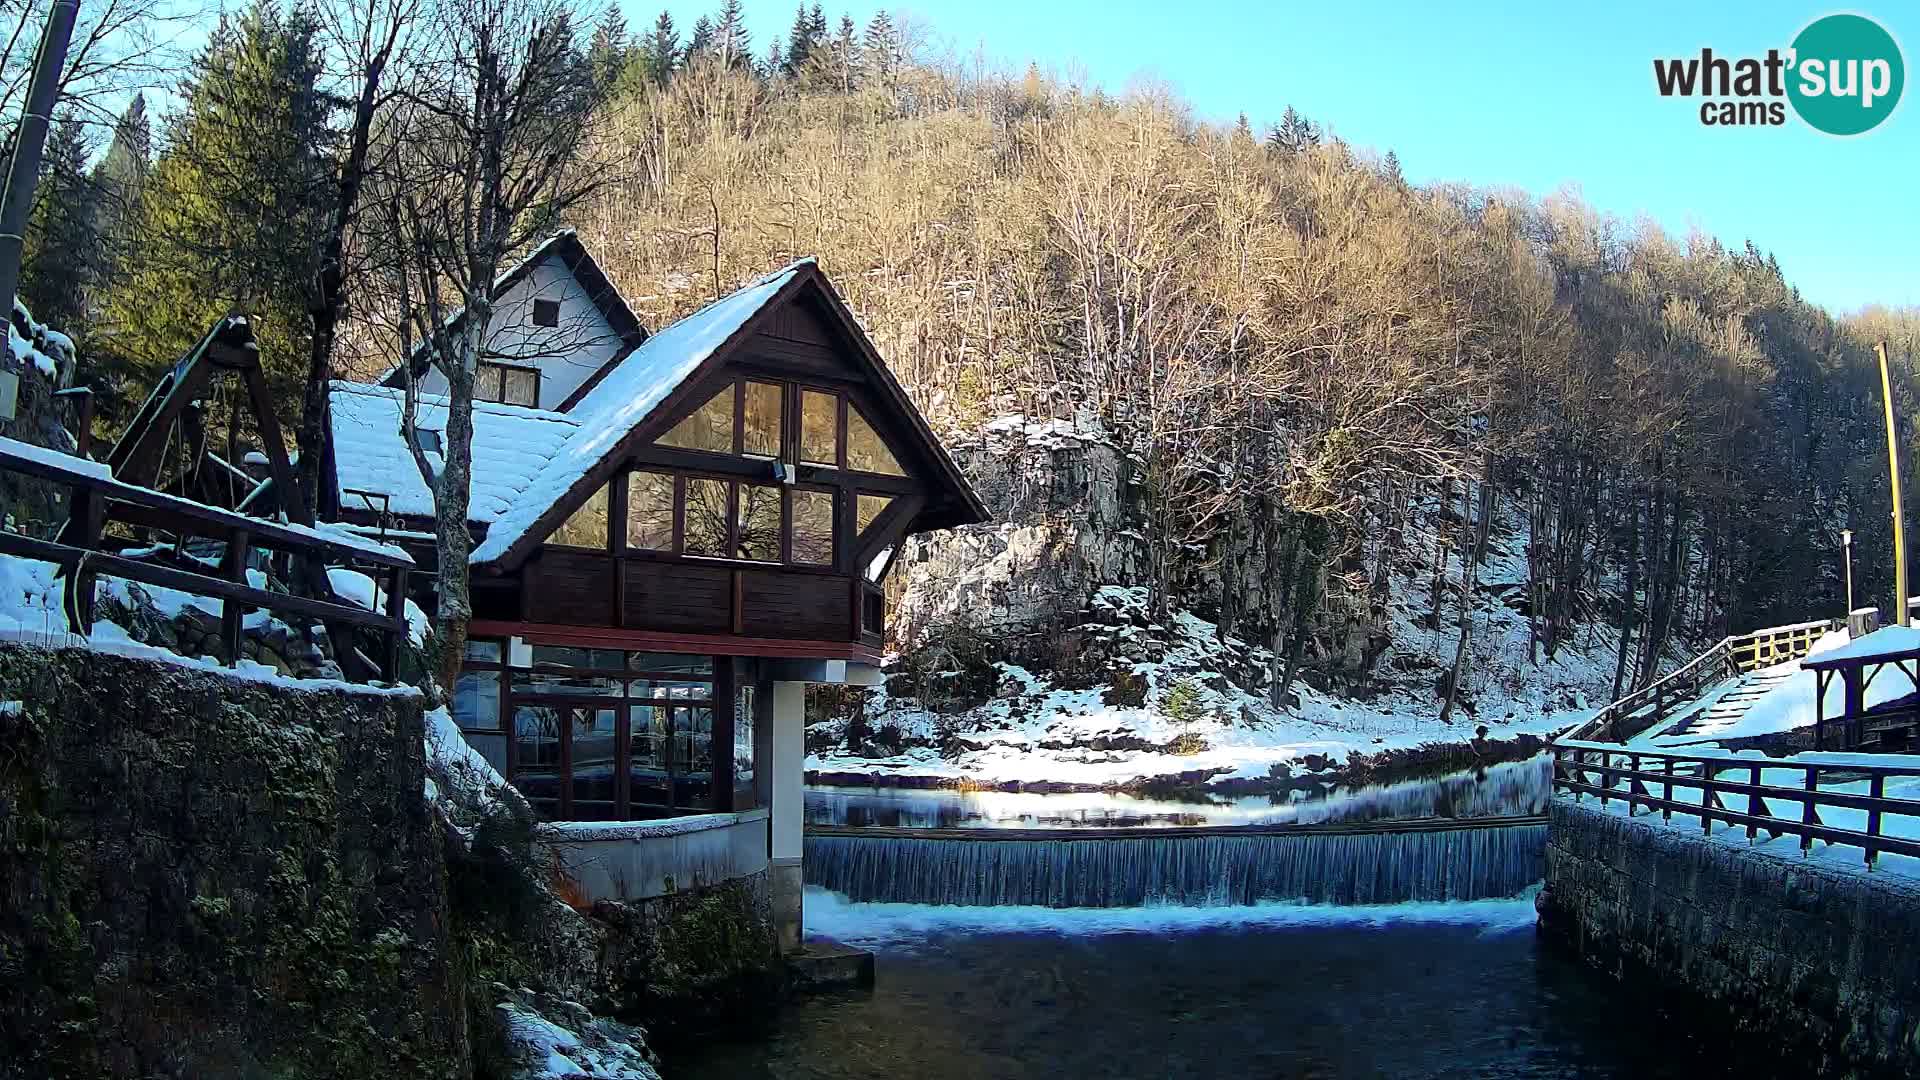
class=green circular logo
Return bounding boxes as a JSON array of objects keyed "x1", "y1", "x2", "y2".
[{"x1": 1787, "y1": 13, "x2": 1905, "y2": 136}]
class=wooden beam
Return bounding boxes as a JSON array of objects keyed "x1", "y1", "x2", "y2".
[
  {"x1": 470, "y1": 619, "x2": 883, "y2": 665},
  {"x1": 0, "y1": 531, "x2": 402, "y2": 635}
]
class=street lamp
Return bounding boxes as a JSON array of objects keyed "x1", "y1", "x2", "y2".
[{"x1": 1842, "y1": 528, "x2": 1855, "y2": 617}]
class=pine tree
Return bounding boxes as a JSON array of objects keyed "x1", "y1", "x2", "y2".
[
  {"x1": 1267, "y1": 105, "x2": 1321, "y2": 155},
  {"x1": 1382, "y1": 149, "x2": 1404, "y2": 184},
  {"x1": 642, "y1": 10, "x2": 680, "y2": 85},
  {"x1": 785, "y1": 2, "x2": 814, "y2": 74},
  {"x1": 835, "y1": 13, "x2": 858, "y2": 71},
  {"x1": 686, "y1": 15, "x2": 714, "y2": 65},
  {"x1": 587, "y1": 6, "x2": 628, "y2": 94},
  {"x1": 714, "y1": 0, "x2": 751, "y2": 69},
  {"x1": 863, "y1": 10, "x2": 897, "y2": 81},
  {"x1": 1232, "y1": 112, "x2": 1253, "y2": 143},
  {"x1": 91, "y1": 93, "x2": 150, "y2": 271},
  {"x1": 18, "y1": 114, "x2": 98, "y2": 332},
  {"x1": 765, "y1": 37, "x2": 785, "y2": 78},
  {"x1": 96, "y1": 1, "x2": 335, "y2": 423}
]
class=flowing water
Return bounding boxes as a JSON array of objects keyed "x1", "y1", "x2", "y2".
[
  {"x1": 672, "y1": 891, "x2": 1757, "y2": 1080},
  {"x1": 676, "y1": 761, "x2": 1766, "y2": 1078}
]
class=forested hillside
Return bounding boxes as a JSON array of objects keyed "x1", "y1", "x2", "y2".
[{"x1": 19, "y1": 0, "x2": 1920, "y2": 724}]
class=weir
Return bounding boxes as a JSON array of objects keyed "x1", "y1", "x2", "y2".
[{"x1": 805, "y1": 817, "x2": 1547, "y2": 907}]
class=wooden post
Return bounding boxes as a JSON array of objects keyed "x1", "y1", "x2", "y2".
[
  {"x1": 1663, "y1": 756, "x2": 1674, "y2": 822},
  {"x1": 1866, "y1": 773, "x2": 1885, "y2": 869},
  {"x1": 1877, "y1": 341, "x2": 1908, "y2": 626},
  {"x1": 64, "y1": 485, "x2": 103, "y2": 632},
  {"x1": 381, "y1": 566, "x2": 408, "y2": 682},
  {"x1": 220, "y1": 529, "x2": 252, "y2": 666},
  {"x1": 1746, "y1": 763, "x2": 1763, "y2": 841},
  {"x1": 1801, "y1": 766, "x2": 1818, "y2": 854}
]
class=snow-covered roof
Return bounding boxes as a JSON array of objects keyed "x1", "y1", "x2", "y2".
[
  {"x1": 466, "y1": 259, "x2": 811, "y2": 564},
  {"x1": 1804, "y1": 624, "x2": 1920, "y2": 668},
  {"x1": 328, "y1": 381, "x2": 579, "y2": 524}
]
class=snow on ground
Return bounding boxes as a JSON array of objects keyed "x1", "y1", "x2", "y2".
[
  {"x1": 822, "y1": 494, "x2": 1649, "y2": 789},
  {"x1": 1635, "y1": 628, "x2": 1903, "y2": 748},
  {"x1": 498, "y1": 998, "x2": 660, "y2": 1080},
  {"x1": 803, "y1": 885, "x2": 1541, "y2": 949},
  {"x1": 0, "y1": 554, "x2": 416, "y2": 696}
]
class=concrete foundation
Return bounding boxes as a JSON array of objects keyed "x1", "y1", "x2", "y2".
[
  {"x1": 1542, "y1": 799, "x2": 1920, "y2": 1078},
  {"x1": 540, "y1": 809, "x2": 770, "y2": 903},
  {"x1": 771, "y1": 857, "x2": 804, "y2": 954},
  {"x1": 787, "y1": 938, "x2": 875, "y2": 993}
]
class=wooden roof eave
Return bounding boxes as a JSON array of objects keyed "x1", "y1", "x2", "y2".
[{"x1": 472, "y1": 262, "x2": 990, "y2": 575}]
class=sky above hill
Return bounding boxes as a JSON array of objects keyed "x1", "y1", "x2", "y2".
[{"x1": 659, "y1": 0, "x2": 1917, "y2": 315}]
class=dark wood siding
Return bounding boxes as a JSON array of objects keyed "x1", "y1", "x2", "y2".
[
  {"x1": 625, "y1": 560, "x2": 732, "y2": 633},
  {"x1": 523, "y1": 549, "x2": 615, "y2": 626},
  {"x1": 739, "y1": 568, "x2": 850, "y2": 640}
]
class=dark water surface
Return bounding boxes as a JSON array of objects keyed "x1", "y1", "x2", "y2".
[{"x1": 672, "y1": 894, "x2": 1756, "y2": 1080}]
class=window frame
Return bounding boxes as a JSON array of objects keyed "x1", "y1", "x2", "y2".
[
  {"x1": 450, "y1": 643, "x2": 733, "y2": 820},
  {"x1": 475, "y1": 359, "x2": 541, "y2": 407},
  {"x1": 531, "y1": 297, "x2": 561, "y2": 328}
]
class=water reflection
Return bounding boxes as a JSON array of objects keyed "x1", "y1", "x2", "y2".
[
  {"x1": 673, "y1": 890, "x2": 1755, "y2": 1080},
  {"x1": 806, "y1": 756, "x2": 1550, "y2": 831}
]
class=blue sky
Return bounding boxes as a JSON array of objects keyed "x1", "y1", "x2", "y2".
[{"x1": 645, "y1": 0, "x2": 1917, "y2": 315}]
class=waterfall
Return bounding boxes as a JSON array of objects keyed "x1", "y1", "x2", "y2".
[{"x1": 804, "y1": 822, "x2": 1546, "y2": 907}]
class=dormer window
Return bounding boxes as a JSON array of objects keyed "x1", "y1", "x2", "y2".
[
  {"x1": 477, "y1": 361, "x2": 539, "y2": 407},
  {"x1": 531, "y1": 298, "x2": 561, "y2": 327}
]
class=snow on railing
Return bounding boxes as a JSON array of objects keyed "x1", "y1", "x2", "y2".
[
  {"x1": 1564, "y1": 617, "x2": 1846, "y2": 745},
  {"x1": 1553, "y1": 739, "x2": 1920, "y2": 869},
  {"x1": 0, "y1": 436, "x2": 413, "y2": 683}
]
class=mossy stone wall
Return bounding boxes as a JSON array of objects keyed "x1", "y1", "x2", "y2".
[{"x1": 0, "y1": 643, "x2": 468, "y2": 1079}]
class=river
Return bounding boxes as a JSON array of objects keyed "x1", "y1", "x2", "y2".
[{"x1": 673, "y1": 764, "x2": 1758, "y2": 1078}]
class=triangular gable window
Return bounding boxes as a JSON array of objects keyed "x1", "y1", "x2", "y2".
[
  {"x1": 846, "y1": 405, "x2": 906, "y2": 477},
  {"x1": 657, "y1": 386, "x2": 733, "y2": 453}
]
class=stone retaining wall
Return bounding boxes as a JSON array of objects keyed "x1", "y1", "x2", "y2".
[
  {"x1": 0, "y1": 642, "x2": 466, "y2": 1080},
  {"x1": 1541, "y1": 798, "x2": 1920, "y2": 1078}
]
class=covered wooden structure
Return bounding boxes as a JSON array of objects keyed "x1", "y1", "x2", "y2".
[
  {"x1": 322, "y1": 245, "x2": 986, "y2": 946},
  {"x1": 1802, "y1": 626, "x2": 1920, "y2": 751}
]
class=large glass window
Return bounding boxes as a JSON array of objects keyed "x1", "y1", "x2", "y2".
[
  {"x1": 470, "y1": 648, "x2": 724, "y2": 820},
  {"x1": 800, "y1": 389, "x2": 838, "y2": 466},
  {"x1": 736, "y1": 483, "x2": 782, "y2": 561},
  {"x1": 683, "y1": 478, "x2": 731, "y2": 557},
  {"x1": 847, "y1": 406, "x2": 906, "y2": 476},
  {"x1": 857, "y1": 492, "x2": 894, "y2": 537},
  {"x1": 743, "y1": 382, "x2": 783, "y2": 458},
  {"x1": 792, "y1": 489, "x2": 835, "y2": 564},
  {"x1": 571, "y1": 708, "x2": 619, "y2": 820},
  {"x1": 626, "y1": 470, "x2": 675, "y2": 551},
  {"x1": 658, "y1": 386, "x2": 734, "y2": 453},
  {"x1": 734, "y1": 684, "x2": 756, "y2": 809},
  {"x1": 546, "y1": 484, "x2": 609, "y2": 548}
]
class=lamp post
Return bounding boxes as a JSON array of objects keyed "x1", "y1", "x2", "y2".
[{"x1": 1843, "y1": 528, "x2": 1855, "y2": 617}]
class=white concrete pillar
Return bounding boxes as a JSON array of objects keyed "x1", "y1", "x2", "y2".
[{"x1": 768, "y1": 679, "x2": 806, "y2": 952}]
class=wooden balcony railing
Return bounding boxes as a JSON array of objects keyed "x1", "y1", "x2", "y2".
[
  {"x1": 1552, "y1": 740, "x2": 1920, "y2": 868},
  {"x1": 0, "y1": 438, "x2": 413, "y2": 683}
]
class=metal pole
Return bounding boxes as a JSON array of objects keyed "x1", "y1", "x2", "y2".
[
  {"x1": 1877, "y1": 341, "x2": 1909, "y2": 627},
  {"x1": 0, "y1": 0, "x2": 81, "y2": 318},
  {"x1": 1844, "y1": 528, "x2": 1855, "y2": 617}
]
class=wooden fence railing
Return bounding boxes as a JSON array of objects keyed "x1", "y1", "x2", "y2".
[
  {"x1": 1552, "y1": 740, "x2": 1920, "y2": 868},
  {"x1": 1565, "y1": 618, "x2": 1845, "y2": 745},
  {"x1": 0, "y1": 440, "x2": 412, "y2": 683}
]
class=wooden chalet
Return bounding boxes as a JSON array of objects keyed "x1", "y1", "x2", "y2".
[{"x1": 321, "y1": 234, "x2": 985, "y2": 943}]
